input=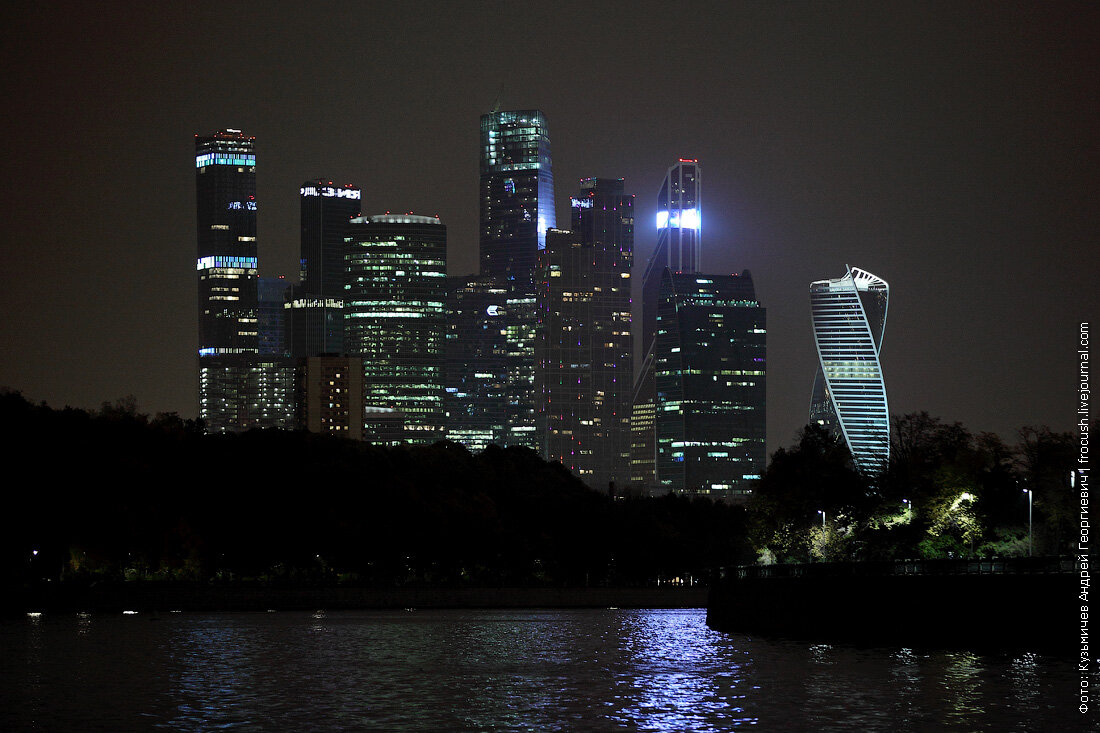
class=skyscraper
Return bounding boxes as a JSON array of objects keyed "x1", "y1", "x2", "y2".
[
  {"x1": 480, "y1": 109, "x2": 556, "y2": 449},
  {"x1": 809, "y1": 266, "x2": 890, "y2": 475},
  {"x1": 444, "y1": 275, "x2": 508, "y2": 451},
  {"x1": 299, "y1": 181, "x2": 362, "y2": 296},
  {"x1": 536, "y1": 178, "x2": 634, "y2": 491},
  {"x1": 257, "y1": 276, "x2": 290, "y2": 355},
  {"x1": 286, "y1": 181, "x2": 361, "y2": 357},
  {"x1": 194, "y1": 129, "x2": 259, "y2": 432},
  {"x1": 480, "y1": 109, "x2": 556, "y2": 288},
  {"x1": 344, "y1": 214, "x2": 447, "y2": 444},
  {"x1": 633, "y1": 159, "x2": 702, "y2": 490},
  {"x1": 640, "y1": 159, "x2": 701, "y2": 359},
  {"x1": 654, "y1": 270, "x2": 766, "y2": 502},
  {"x1": 629, "y1": 351, "x2": 657, "y2": 488},
  {"x1": 195, "y1": 129, "x2": 258, "y2": 357}
]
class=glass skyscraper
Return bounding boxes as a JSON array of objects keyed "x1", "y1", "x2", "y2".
[
  {"x1": 194, "y1": 129, "x2": 259, "y2": 432},
  {"x1": 344, "y1": 214, "x2": 447, "y2": 444},
  {"x1": 634, "y1": 159, "x2": 702, "y2": 490},
  {"x1": 641, "y1": 159, "x2": 701, "y2": 359},
  {"x1": 480, "y1": 109, "x2": 556, "y2": 286},
  {"x1": 654, "y1": 270, "x2": 766, "y2": 502},
  {"x1": 195, "y1": 129, "x2": 258, "y2": 357},
  {"x1": 286, "y1": 180, "x2": 361, "y2": 357},
  {"x1": 536, "y1": 178, "x2": 634, "y2": 491},
  {"x1": 809, "y1": 266, "x2": 890, "y2": 475},
  {"x1": 479, "y1": 109, "x2": 556, "y2": 449}
]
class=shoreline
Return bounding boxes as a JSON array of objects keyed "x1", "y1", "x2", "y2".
[
  {"x1": 8, "y1": 583, "x2": 708, "y2": 615},
  {"x1": 706, "y1": 557, "x2": 1078, "y2": 654}
]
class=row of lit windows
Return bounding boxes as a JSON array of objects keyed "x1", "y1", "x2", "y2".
[{"x1": 195, "y1": 153, "x2": 255, "y2": 168}]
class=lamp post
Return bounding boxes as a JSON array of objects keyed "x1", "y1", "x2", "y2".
[
  {"x1": 902, "y1": 498, "x2": 911, "y2": 516},
  {"x1": 1023, "y1": 487, "x2": 1033, "y2": 557},
  {"x1": 818, "y1": 510, "x2": 825, "y2": 527}
]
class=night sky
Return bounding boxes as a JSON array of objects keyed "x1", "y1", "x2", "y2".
[{"x1": 2, "y1": 2, "x2": 1095, "y2": 455}]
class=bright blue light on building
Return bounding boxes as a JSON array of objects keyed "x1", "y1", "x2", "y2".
[
  {"x1": 195, "y1": 153, "x2": 256, "y2": 168},
  {"x1": 656, "y1": 208, "x2": 701, "y2": 230},
  {"x1": 197, "y1": 256, "x2": 258, "y2": 271}
]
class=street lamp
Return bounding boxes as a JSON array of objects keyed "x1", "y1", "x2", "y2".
[
  {"x1": 818, "y1": 510, "x2": 825, "y2": 527},
  {"x1": 1023, "y1": 487, "x2": 1033, "y2": 557},
  {"x1": 902, "y1": 498, "x2": 911, "y2": 516}
]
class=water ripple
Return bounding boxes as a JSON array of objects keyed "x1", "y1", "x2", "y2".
[{"x1": 0, "y1": 608, "x2": 1089, "y2": 731}]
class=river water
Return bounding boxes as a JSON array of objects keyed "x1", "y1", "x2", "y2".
[{"x1": 1, "y1": 608, "x2": 1091, "y2": 731}]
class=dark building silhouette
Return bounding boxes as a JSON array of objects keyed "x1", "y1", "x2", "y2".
[
  {"x1": 654, "y1": 270, "x2": 766, "y2": 502},
  {"x1": 536, "y1": 178, "x2": 634, "y2": 490},
  {"x1": 344, "y1": 214, "x2": 447, "y2": 444},
  {"x1": 479, "y1": 109, "x2": 556, "y2": 449},
  {"x1": 630, "y1": 351, "x2": 657, "y2": 488},
  {"x1": 257, "y1": 276, "x2": 290, "y2": 355},
  {"x1": 444, "y1": 275, "x2": 508, "y2": 451},
  {"x1": 194, "y1": 129, "x2": 259, "y2": 432},
  {"x1": 299, "y1": 181, "x2": 362, "y2": 296},
  {"x1": 286, "y1": 181, "x2": 361, "y2": 357}
]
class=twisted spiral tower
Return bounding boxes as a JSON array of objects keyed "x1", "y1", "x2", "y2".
[{"x1": 809, "y1": 266, "x2": 889, "y2": 474}]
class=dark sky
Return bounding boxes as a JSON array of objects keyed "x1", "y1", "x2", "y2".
[{"x1": 1, "y1": 1, "x2": 1095, "y2": 454}]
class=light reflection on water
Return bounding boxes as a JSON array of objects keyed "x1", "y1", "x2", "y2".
[
  {"x1": 614, "y1": 609, "x2": 755, "y2": 730},
  {"x1": 0, "y1": 608, "x2": 1090, "y2": 731}
]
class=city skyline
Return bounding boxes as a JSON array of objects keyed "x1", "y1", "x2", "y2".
[{"x1": 1, "y1": 3, "x2": 1094, "y2": 455}]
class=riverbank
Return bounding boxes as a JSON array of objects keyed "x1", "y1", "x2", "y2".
[
  {"x1": 707, "y1": 556, "x2": 1078, "y2": 653},
  {"x1": 8, "y1": 583, "x2": 707, "y2": 615}
]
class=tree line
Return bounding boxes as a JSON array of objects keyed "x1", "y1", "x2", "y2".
[
  {"x1": 749, "y1": 415, "x2": 1075, "y2": 562},
  {"x1": 2, "y1": 390, "x2": 1072, "y2": 589},
  {"x1": 1, "y1": 390, "x2": 751, "y2": 588}
]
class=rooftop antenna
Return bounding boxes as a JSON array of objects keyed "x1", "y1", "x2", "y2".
[{"x1": 490, "y1": 84, "x2": 504, "y2": 113}]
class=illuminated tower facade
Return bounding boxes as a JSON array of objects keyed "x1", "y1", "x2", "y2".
[
  {"x1": 640, "y1": 159, "x2": 701, "y2": 358},
  {"x1": 480, "y1": 109, "x2": 556, "y2": 448},
  {"x1": 536, "y1": 178, "x2": 634, "y2": 491},
  {"x1": 809, "y1": 266, "x2": 890, "y2": 474},
  {"x1": 634, "y1": 159, "x2": 701, "y2": 490},
  {"x1": 654, "y1": 270, "x2": 766, "y2": 502},
  {"x1": 195, "y1": 129, "x2": 258, "y2": 357},
  {"x1": 344, "y1": 214, "x2": 447, "y2": 444},
  {"x1": 194, "y1": 129, "x2": 259, "y2": 431}
]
